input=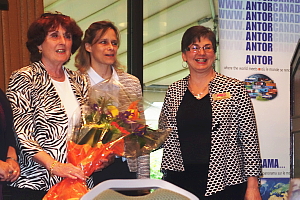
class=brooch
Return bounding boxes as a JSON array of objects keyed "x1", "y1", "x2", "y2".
[{"x1": 212, "y1": 92, "x2": 231, "y2": 100}]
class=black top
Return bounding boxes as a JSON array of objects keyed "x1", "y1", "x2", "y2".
[
  {"x1": 176, "y1": 90, "x2": 212, "y2": 165},
  {"x1": 0, "y1": 88, "x2": 16, "y2": 162}
]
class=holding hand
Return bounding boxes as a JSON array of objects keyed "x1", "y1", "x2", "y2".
[
  {"x1": 51, "y1": 161, "x2": 86, "y2": 180},
  {"x1": 5, "y1": 157, "x2": 20, "y2": 182},
  {"x1": 94, "y1": 152, "x2": 115, "y2": 172},
  {"x1": 0, "y1": 160, "x2": 18, "y2": 182}
]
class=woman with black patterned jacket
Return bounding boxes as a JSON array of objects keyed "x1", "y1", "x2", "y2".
[
  {"x1": 158, "y1": 26, "x2": 262, "y2": 199},
  {"x1": 5, "y1": 13, "x2": 98, "y2": 199}
]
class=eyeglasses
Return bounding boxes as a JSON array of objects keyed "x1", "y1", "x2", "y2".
[{"x1": 186, "y1": 45, "x2": 214, "y2": 53}]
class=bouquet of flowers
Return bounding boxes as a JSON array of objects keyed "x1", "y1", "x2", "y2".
[{"x1": 43, "y1": 78, "x2": 170, "y2": 200}]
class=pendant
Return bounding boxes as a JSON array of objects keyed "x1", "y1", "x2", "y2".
[{"x1": 194, "y1": 93, "x2": 202, "y2": 100}]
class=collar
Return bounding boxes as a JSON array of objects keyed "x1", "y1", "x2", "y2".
[{"x1": 87, "y1": 66, "x2": 119, "y2": 86}]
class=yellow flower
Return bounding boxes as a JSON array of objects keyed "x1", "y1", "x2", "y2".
[{"x1": 107, "y1": 105, "x2": 119, "y2": 117}]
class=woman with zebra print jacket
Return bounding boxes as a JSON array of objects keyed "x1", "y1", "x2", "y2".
[{"x1": 5, "y1": 13, "x2": 105, "y2": 199}]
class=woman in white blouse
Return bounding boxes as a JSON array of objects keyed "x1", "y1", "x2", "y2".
[{"x1": 75, "y1": 21, "x2": 149, "y2": 195}]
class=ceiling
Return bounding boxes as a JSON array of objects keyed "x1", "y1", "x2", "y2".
[{"x1": 44, "y1": 0, "x2": 219, "y2": 87}]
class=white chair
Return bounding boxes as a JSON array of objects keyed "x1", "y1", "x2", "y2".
[{"x1": 80, "y1": 178, "x2": 199, "y2": 200}]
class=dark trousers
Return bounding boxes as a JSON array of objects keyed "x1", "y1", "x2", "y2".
[
  {"x1": 0, "y1": 184, "x2": 2, "y2": 200},
  {"x1": 164, "y1": 164, "x2": 247, "y2": 200},
  {"x1": 9, "y1": 187, "x2": 47, "y2": 200},
  {"x1": 202, "y1": 183, "x2": 247, "y2": 200},
  {"x1": 92, "y1": 157, "x2": 140, "y2": 196},
  {"x1": 92, "y1": 157, "x2": 136, "y2": 184}
]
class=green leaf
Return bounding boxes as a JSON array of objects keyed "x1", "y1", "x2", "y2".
[
  {"x1": 137, "y1": 136, "x2": 146, "y2": 148},
  {"x1": 78, "y1": 127, "x2": 98, "y2": 146},
  {"x1": 102, "y1": 129, "x2": 114, "y2": 144}
]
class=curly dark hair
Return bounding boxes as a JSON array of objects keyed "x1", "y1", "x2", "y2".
[
  {"x1": 181, "y1": 25, "x2": 217, "y2": 53},
  {"x1": 26, "y1": 12, "x2": 83, "y2": 63}
]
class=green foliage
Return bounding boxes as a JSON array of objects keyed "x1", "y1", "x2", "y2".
[{"x1": 150, "y1": 149, "x2": 163, "y2": 180}]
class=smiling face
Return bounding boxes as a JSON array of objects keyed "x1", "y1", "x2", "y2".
[
  {"x1": 85, "y1": 28, "x2": 118, "y2": 69},
  {"x1": 38, "y1": 25, "x2": 72, "y2": 67},
  {"x1": 182, "y1": 37, "x2": 216, "y2": 74}
]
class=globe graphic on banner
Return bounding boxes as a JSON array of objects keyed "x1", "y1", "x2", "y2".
[
  {"x1": 260, "y1": 178, "x2": 290, "y2": 199},
  {"x1": 244, "y1": 74, "x2": 277, "y2": 101}
]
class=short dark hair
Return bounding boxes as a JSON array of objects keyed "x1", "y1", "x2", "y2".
[
  {"x1": 181, "y1": 26, "x2": 216, "y2": 53},
  {"x1": 26, "y1": 12, "x2": 83, "y2": 63}
]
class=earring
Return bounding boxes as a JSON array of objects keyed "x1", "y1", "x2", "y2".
[
  {"x1": 182, "y1": 61, "x2": 188, "y2": 69},
  {"x1": 39, "y1": 49, "x2": 42, "y2": 54}
]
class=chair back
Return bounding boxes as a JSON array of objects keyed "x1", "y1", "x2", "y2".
[{"x1": 80, "y1": 179, "x2": 199, "y2": 200}]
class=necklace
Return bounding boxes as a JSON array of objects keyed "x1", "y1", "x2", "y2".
[
  {"x1": 48, "y1": 71, "x2": 65, "y2": 80},
  {"x1": 188, "y1": 73, "x2": 215, "y2": 100},
  {"x1": 189, "y1": 85, "x2": 209, "y2": 100},
  {"x1": 49, "y1": 73, "x2": 64, "y2": 79},
  {"x1": 49, "y1": 74, "x2": 64, "y2": 79}
]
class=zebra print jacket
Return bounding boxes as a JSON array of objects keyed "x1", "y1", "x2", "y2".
[
  {"x1": 158, "y1": 72, "x2": 262, "y2": 196},
  {"x1": 6, "y1": 61, "x2": 89, "y2": 191}
]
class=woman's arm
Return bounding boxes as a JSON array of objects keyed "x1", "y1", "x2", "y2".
[
  {"x1": 235, "y1": 81, "x2": 262, "y2": 199},
  {"x1": 245, "y1": 176, "x2": 262, "y2": 200},
  {"x1": 5, "y1": 146, "x2": 20, "y2": 182},
  {"x1": 134, "y1": 79, "x2": 150, "y2": 179},
  {"x1": 6, "y1": 146, "x2": 17, "y2": 161},
  {"x1": 6, "y1": 70, "x2": 86, "y2": 181},
  {"x1": 236, "y1": 81, "x2": 262, "y2": 176},
  {"x1": 33, "y1": 151, "x2": 85, "y2": 180},
  {"x1": 6, "y1": 71, "x2": 43, "y2": 159}
]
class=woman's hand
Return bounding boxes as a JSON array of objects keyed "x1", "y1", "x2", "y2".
[
  {"x1": 0, "y1": 160, "x2": 15, "y2": 181},
  {"x1": 94, "y1": 153, "x2": 115, "y2": 172},
  {"x1": 244, "y1": 176, "x2": 262, "y2": 200},
  {"x1": 52, "y1": 162, "x2": 86, "y2": 180},
  {"x1": 33, "y1": 151, "x2": 86, "y2": 180},
  {"x1": 4, "y1": 146, "x2": 20, "y2": 182},
  {"x1": 244, "y1": 187, "x2": 261, "y2": 200},
  {"x1": 5, "y1": 158, "x2": 20, "y2": 182}
]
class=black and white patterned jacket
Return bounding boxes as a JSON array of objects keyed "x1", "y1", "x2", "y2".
[
  {"x1": 6, "y1": 61, "x2": 89, "y2": 191},
  {"x1": 159, "y1": 72, "x2": 262, "y2": 196}
]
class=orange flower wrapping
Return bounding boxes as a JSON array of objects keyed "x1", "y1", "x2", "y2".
[
  {"x1": 42, "y1": 94, "x2": 169, "y2": 200},
  {"x1": 43, "y1": 139, "x2": 125, "y2": 200}
]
